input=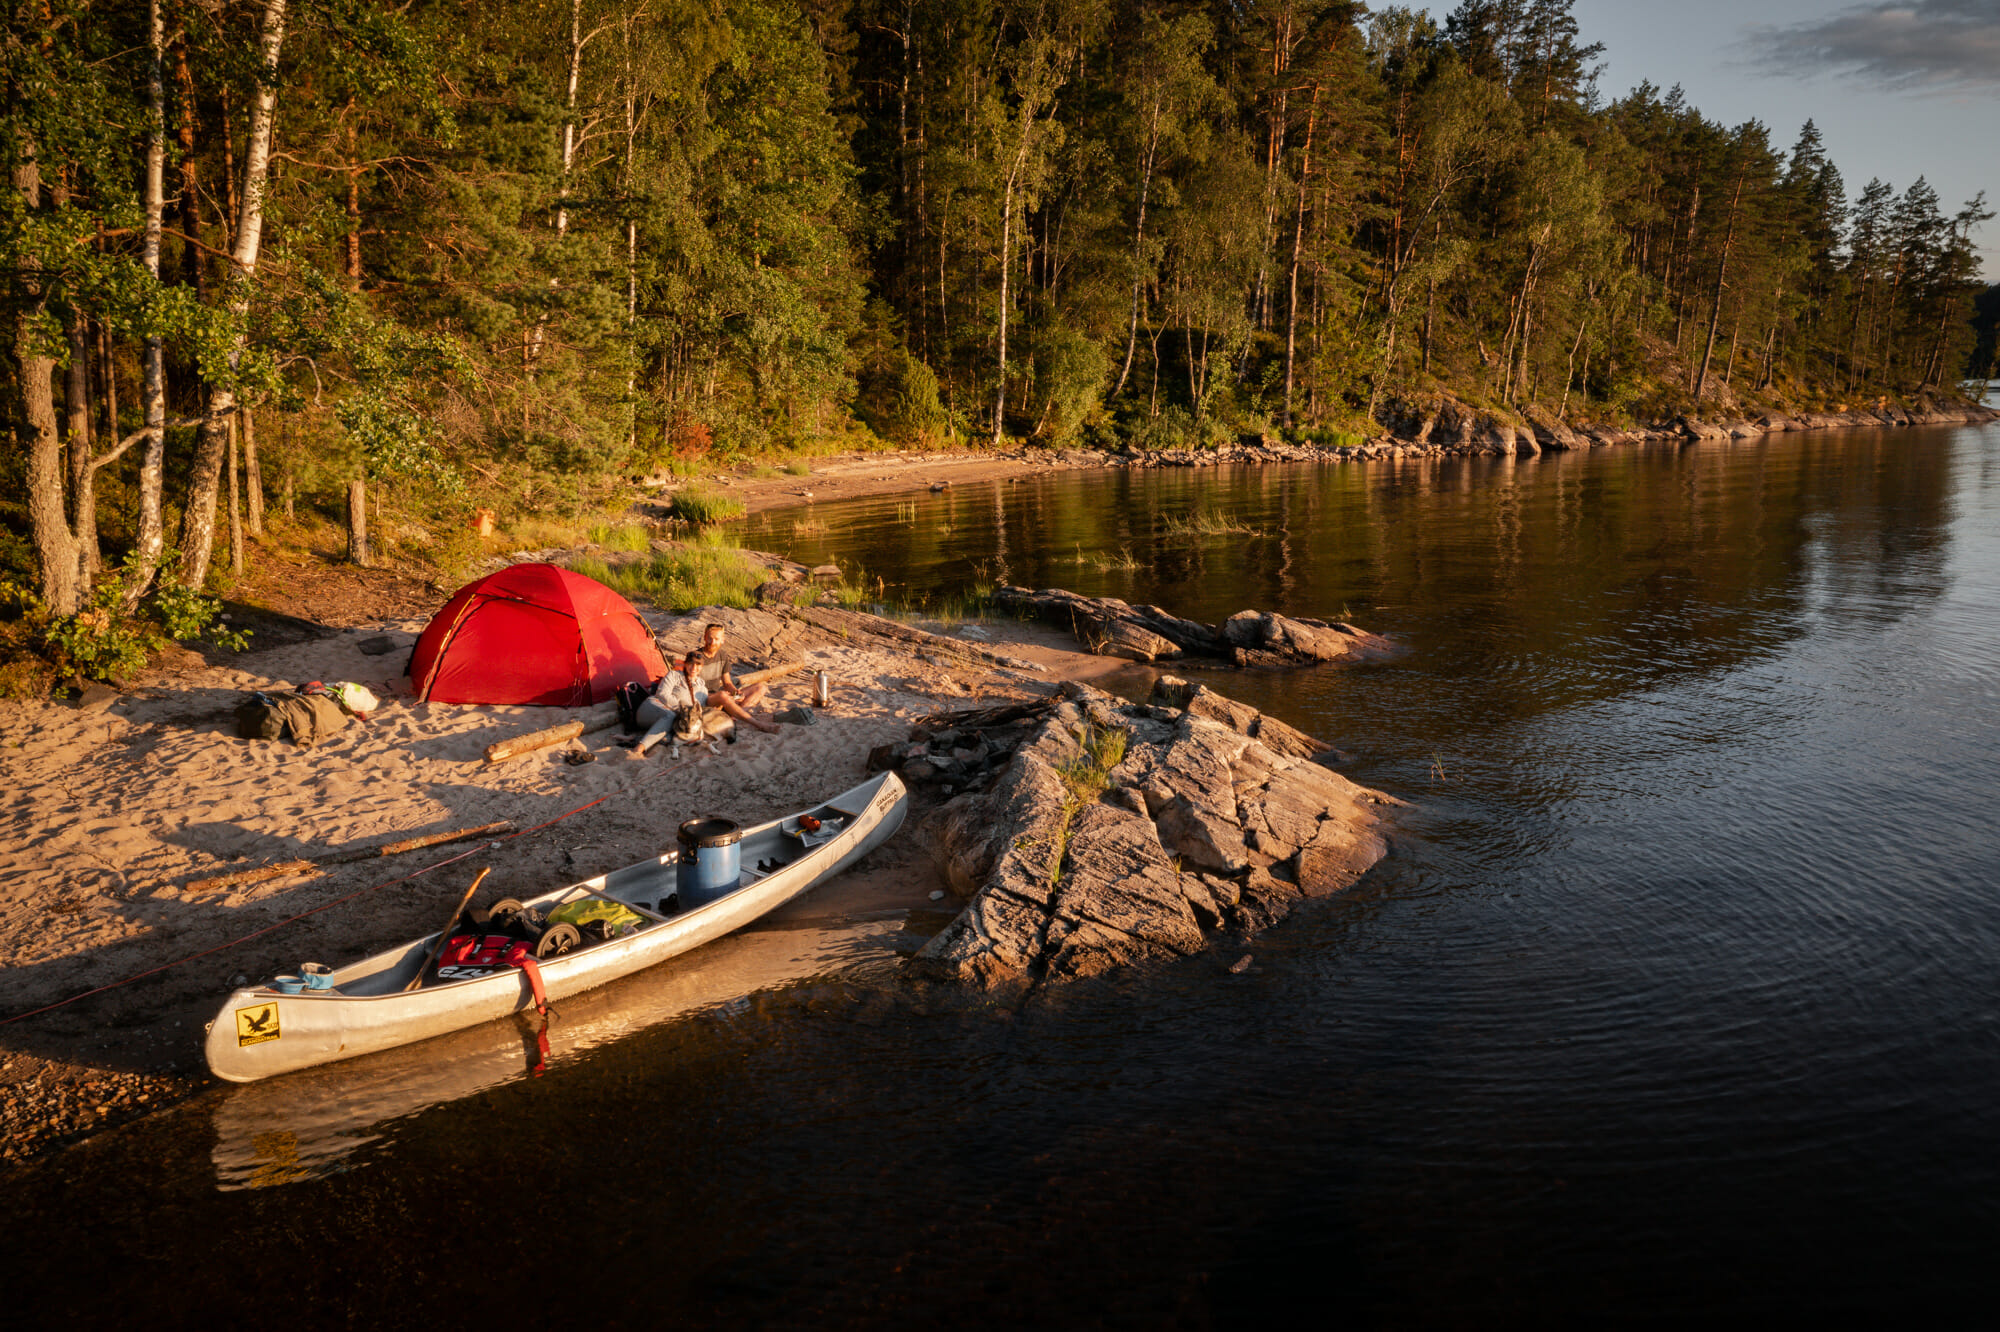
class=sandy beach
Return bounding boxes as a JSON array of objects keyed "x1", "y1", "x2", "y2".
[{"x1": 0, "y1": 578, "x2": 1144, "y2": 1165}]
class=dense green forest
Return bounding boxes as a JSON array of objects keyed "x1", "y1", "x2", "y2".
[{"x1": 4, "y1": 0, "x2": 1993, "y2": 628}]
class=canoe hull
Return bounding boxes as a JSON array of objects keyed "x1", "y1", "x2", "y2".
[{"x1": 205, "y1": 772, "x2": 906, "y2": 1082}]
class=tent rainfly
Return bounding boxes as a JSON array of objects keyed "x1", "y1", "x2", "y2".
[{"x1": 408, "y1": 563, "x2": 667, "y2": 706}]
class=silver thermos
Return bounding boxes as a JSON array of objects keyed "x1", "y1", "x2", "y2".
[{"x1": 813, "y1": 671, "x2": 832, "y2": 709}]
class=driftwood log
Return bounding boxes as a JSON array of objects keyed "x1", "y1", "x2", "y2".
[
  {"x1": 788, "y1": 604, "x2": 1044, "y2": 674},
  {"x1": 483, "y1": 720, "x2": 585, "y2": 765},
  {"x1": 990, "y1": 584, "x2": 1395, "y2": 667},
  {"x1": 187, "y1": 821, "x2": 516, "y2": 893},
  {"x1": 737, "y1": 660, "x2": 810, "y2": 688}
]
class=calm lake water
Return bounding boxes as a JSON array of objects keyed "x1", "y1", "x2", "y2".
[{"x1": 11, "y1": 423, "x2": 2000, "y2": 1322}]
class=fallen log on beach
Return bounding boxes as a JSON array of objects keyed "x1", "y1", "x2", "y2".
[
  {"x1": 187, "y1": 821, "x2": 516, "y2": 893},
  {"x1": 484, "y1": 720, "x2": 585, "y2": 765},
  {"x1": 737, "y1": 660, "x2": 810, "y2": 688},
  {"x1": 989, "y1": 584, "x2": 1396, "y2": 667}
]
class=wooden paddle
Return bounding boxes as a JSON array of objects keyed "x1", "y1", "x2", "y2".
[
  {"x1": 186, "y1": 821, "x2": 515, "y2": 893},
  {"x1": 404, "y1": 867, "x2": 492, "y2": 992}
]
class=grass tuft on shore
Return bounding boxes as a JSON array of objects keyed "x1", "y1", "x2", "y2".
[
  {"x1": 586, "y1": 521, "x2": 653, "y2": 551},
  {"x1": 572, "y1": 531, "x2": 766, "y2": 612},
  {"x1": 669, "y1": 486, "x2": 746, "y2": 525},
  {"x1": 1047, "y1": 723, "x2": 1129, "y2": 885},
  {"x1": 505, "y1": 516, "x2": 593, "y2": 550},
  {"x1": 824, "y1": 570, "x2": 996, "y2": 625}
]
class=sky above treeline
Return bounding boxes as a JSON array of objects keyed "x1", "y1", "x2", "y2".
[{"x1": 1415, "y1": 0, "x2": 2000, "y2": 279}]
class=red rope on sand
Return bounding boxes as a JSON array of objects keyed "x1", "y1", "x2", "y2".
[{"x1": 0, "y1": 793, "x2": 615, "y2": 1027}]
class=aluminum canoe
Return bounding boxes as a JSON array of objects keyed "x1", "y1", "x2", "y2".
[{"x1": 203, "y1": 771, "x2": 907, "y2": 1082}]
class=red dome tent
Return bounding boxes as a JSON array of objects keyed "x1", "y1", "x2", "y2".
[{"x1": 408, "y1": 563, "x2": 666, "y2": 706}]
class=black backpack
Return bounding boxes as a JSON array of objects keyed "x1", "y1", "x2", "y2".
[
  {"x1": 235, "y1": 692, "x2": 286, "y2": 741},
  {"x1": 614, "y1": 680, "x2": 651, "y2": 731}
]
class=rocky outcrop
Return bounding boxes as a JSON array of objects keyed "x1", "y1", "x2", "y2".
[
  {"x1": 1363, "y1": 391, "x2": 2000, "y2": 462},
  {"x1": 911, "y1": 680, "x2": 1402, "y2": 987},
  {"x1": 999, "y1": 392, "x2": 1994, "y2": 476},
  {"x1": 991, "y1": 584, "x2": 1397, "y2": 667}
]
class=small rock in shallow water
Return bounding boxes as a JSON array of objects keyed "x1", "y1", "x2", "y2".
[
  {"x1": 929, "y1": 890, "x2": 945, "y2": 901},
  {"x1": 1229, "y1": 955, "x2": 1253, "y2": 974}
]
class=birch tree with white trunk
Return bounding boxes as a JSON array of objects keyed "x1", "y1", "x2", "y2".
[{"x1": 177, "y1": 0, "x2": 288, "y2": 592}]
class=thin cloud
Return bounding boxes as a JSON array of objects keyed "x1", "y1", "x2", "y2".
[{"x1": 1744, "y1": 0, "x2": 2000, "y2": 92}]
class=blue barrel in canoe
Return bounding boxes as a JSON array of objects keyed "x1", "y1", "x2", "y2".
[{"x1": 676, "y1": 817, "x2": 742, "y2": 903}]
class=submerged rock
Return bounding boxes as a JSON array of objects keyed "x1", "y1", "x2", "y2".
[{"x1": 911, "y1": 680, "x2": 1402, "y2": 987}]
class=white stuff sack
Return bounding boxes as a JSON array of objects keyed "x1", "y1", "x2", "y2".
[{"x1": 333, "y1": 682, "x2": 380, "y2": 718}]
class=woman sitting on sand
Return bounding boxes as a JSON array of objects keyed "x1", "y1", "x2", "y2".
[{"x1": 627, "y1": 656, "x2": 708, "y2": 756}]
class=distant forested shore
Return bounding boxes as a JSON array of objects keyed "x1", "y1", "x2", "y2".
[{"x1": 4, "y1": 0, "x2": 1996, "y2": 628}]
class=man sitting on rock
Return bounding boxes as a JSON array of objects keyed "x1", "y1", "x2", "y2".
[{"x1": 694, "y1": 622, "x2": 779, "y2": 734}]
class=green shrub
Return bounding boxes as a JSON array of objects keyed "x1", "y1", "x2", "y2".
[
  {"x1": 43, "y1": 605, "x2": 152, "y2": 681},
  {"x1": 784, "y1": 458, "x2": 813, "y2": 476},
  {"x1": 37, "y1": 552, "x2": 251, "y2": 683},
  {"x1": 857, "y1": 347, "x2": 954, "y2": 446},
  {"x1": 1126, "y1": 405, "x2": 1198, "y2": 451},
  {"x1": 1028, "y1": 318, "x2": 1110, "y2": 446},
  {"x1": 1296, "y1": 426, "x2": 1364, "y2": 449},
  {"x1": 150, "y1": 572, "x2": 250, "y2": 649},
  {"x1": 1048, "y1": 724, "x2": 1129, "y2": 885}
]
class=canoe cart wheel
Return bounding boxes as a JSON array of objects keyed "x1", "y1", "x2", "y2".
[
  {"x1": 536, "y1": 922, "x2": 581, "y2": 959},
  {"x1": 475, "y1": 897, "x2": 525, "y2": 927}
]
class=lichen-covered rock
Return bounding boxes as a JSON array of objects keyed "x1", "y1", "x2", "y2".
[
  {"x1": 1154, "y1": 793, "x2": 1250, "y2": 875},
  {"x1": 1088, "y1": 616, "x2": 1181, "y2": 662},
  {"x1": 1153, "y1": 677, "x2": 1327, "y2": 760},
  {"x1": 1041, "y1": 804, "x2": 1205, "y2": 972},
  {"x1": 912, "y1": 682, "x2": 1401, "y2": 987},
  {"x1": 924, "y1": 748, "x2": 1072, "y2": 895}
]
